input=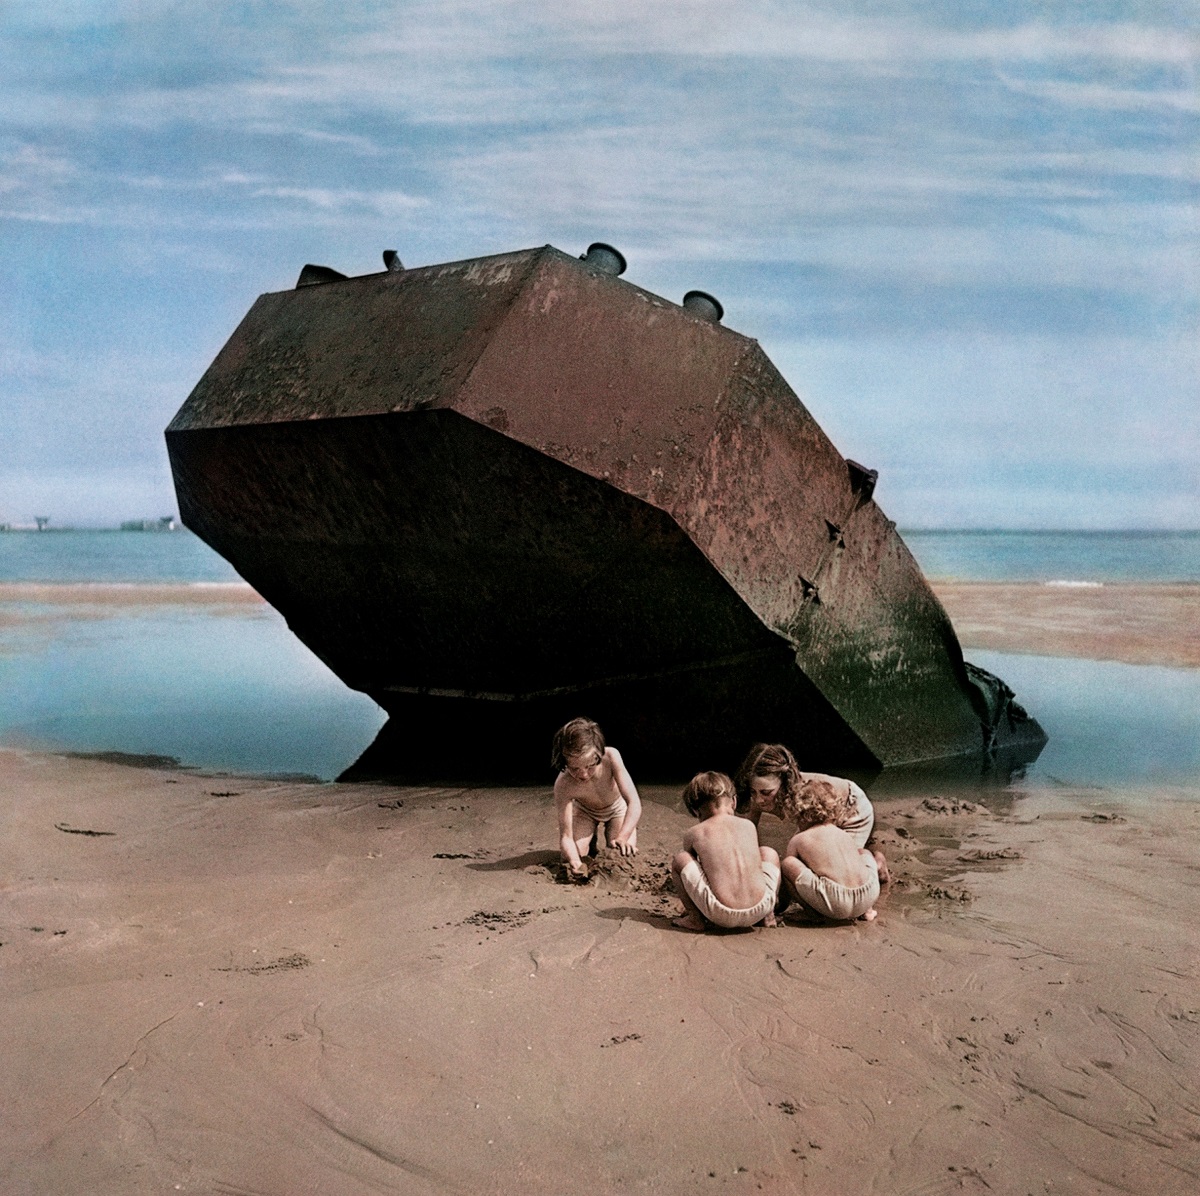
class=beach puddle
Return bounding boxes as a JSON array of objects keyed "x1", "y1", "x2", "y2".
[
  {"x1": 967, "y1": 650, "x2": 1200, "y2": 789},
  {"x1": 0, "y1": 599, "x2": 385, "y2": 780},
  {"x1": 1, "y1": 590, "x2": 1196, "y2": 792}
]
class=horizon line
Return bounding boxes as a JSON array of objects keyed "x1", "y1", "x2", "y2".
[{"x1": 3, "y1": 522, "x2": 1199, "y2": 537}]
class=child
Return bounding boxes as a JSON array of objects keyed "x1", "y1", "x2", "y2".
[
  {"x1": 781, "y1": 781, "x2": 890, "y2": 922},
  {"x1": 551, "y1": 717, "x2": 642, "y2": 880},
  {"x1": 670, "y1": 771, "x2": 781, "y2": 932},
  {"x1": 735, "y1": 742, "x2": 875, "y2": 848}
]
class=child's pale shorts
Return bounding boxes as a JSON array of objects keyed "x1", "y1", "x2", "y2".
[
  {"x1": 572, "y1": 795, "x2": 627, "y2": 845},
  {"x1": 788, "y1": 852, "x2": 879, "y2": 921},
  {"x1": 680, "y1": 858, "x2": 782, "y2": 929}
]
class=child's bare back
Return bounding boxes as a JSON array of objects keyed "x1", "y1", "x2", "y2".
[
  {"x1": 671, "y1": 772, "x2": 781, "y2": 932},
  {"x1": 783, "y1": 822, "x2": 888, "y2": 922},
  {"x1": 684, "y1": 816, "x2": 770, "y2": 912},
  {"x1": 789, "y1": 823, "x2": 876, "y2": 888}
]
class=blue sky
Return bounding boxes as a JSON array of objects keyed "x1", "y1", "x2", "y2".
[{"x1": 2, "y1": 1, "x2": 1196, "y2": 529}]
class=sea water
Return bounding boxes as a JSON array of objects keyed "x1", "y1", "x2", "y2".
[
  {"x1": 1, "y1": 530, "x2": 1197, "y2": 784},
  {"x1": 5, "y1": 528, "x2": 1199, "y2": 585},
  {"x1": 0, "y1": 528, "x2": 241, "y2": 583},
  {"x1": 903, "y1": 529, "x2": 1200, "y2": 584}
]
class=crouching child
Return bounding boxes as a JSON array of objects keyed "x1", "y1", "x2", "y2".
[
  {"x1": 671, "y1": 772, "x2": 781, "y2": 932},
  {"x1": 781, "y1": 784, "x2": 890, "y2": 922}
]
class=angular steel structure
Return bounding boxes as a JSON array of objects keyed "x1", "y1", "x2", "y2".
[{"x1": 166, "y1": 244, "x2": 1045, "y2": 781}]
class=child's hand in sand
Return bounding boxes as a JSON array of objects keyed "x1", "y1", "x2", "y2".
[{"x1": 611, "y1": 833, "x2": 638, "y2": 857}]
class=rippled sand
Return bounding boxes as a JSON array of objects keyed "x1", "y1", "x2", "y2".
[{"x1": 2, "y1": 747, "x2": 1198, "y2": 1194}]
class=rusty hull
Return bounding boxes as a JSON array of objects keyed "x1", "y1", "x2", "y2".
[{"x1": 166, "y1": 245, "x2": 1045, "y2": 781}]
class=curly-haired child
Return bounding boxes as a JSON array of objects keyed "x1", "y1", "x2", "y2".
[{"x1": 781, "y1": 779, "x2": 890, "y2": 922}]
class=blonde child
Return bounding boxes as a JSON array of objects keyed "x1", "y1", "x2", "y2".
[
  {"x1": 671, "y1": 772, "x2": 781, "y2": 932},
  {"x1": 781, "y1": 781, "x2": 890, "y2": 922},
  {"x1": 551, "y1": 717, "x2": 642, "y2": 880},
  {"x1": 735, "y1": 742, "x2": 874, "y2": 848}
]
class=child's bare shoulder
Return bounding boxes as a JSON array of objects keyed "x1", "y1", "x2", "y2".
[
  {"x1": 789, "y1": 822, "x2": 828, "y2": 847},
  {"x1": 697, "y1": 814, "x2": 744, "y2": 847}
]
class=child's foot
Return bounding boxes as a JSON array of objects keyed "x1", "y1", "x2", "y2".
[
  {"x1": 762, "y1": 912, "x2": 779, "y2": 928},
  {"x1": 863, "y1": 907, "x2": 878, "y2": 921},
  {"x1": 873, "y1": 850, "x2": 890, "y2": 884},
  {"x1": 672, "y1": 914, "x2": 706, "y2": 932}
]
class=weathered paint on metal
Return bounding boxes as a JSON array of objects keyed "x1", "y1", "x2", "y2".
[{"x1": 166, "y1": 244, "x2": 1045, "y2": 780}]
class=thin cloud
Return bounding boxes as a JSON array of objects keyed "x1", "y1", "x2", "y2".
[
  {"x1": 243, "y1": 122, "x2": 384, "y2": 154},
  {"x1": 248, "y1": 185, "x2": 428, "y2": 214},
  {"x1": 348, "y1": 4, "x2": 1197, "y2": 66},
  {"x1": 0, "y1": 206, "x2": 93, "y2": 224},
  {"x1": 996, "y1": 73, "x2": 1200, "y2": 115}
]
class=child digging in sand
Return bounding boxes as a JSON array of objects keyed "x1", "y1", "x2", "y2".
[
  {"x1": 552, "y1": 717, "x2": 642, "y2": 881},
  {"x1": 781, "y1": 782, "x2": 890, "y2": 923},
  {"x1": 671, "y1": 772, "x2": 781, "y2": 932}
]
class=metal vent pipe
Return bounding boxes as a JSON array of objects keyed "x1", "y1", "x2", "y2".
[
  {"x1": 682, "y1": 290, "x2": 723, "y2": 323},
  {"x1": 296, "y1": 264, "x2": 348, "y2": 288},
  {"x1": 580, "y1": 242, "x2": 627, "y2": 276}
]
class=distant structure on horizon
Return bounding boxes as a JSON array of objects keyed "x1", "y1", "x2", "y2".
[
  {"x1": 1, "y1": 515, "x2": 179, "y2": 533},
  {"x1": 120, "y1": 516, "x2": 178, "y2": 532},
  {"x1": 0, "y1": 515, "x2": 52, "y2": 532},
  {"x1": 167, "y1": 240, "x2": 1046, "y2": 783}
]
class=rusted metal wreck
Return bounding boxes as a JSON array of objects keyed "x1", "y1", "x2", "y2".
[{"x1": 166, "y1": 242, "x2": 1045, "y2": 781}]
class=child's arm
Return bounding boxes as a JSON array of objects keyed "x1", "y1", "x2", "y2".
[
  {"x1": 608, "y1": 747, "x2": 642, "y2": 856},
  {"x1": 555, "y1": 781, "x2": 587, "y2": 875}
]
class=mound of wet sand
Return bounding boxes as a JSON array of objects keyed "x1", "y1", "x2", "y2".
[{"x1": 3, "y1": 750, "x2": 1198, "y2": 1194}]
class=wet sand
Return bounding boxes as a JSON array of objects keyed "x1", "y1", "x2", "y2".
[
  {"x1": 931, "y1": 581, "x2": 1200, "y2": 669},
  {"x1": 0, "y1": 581, "x2": 263, "y2": 609},
  {"x1": 2, "y1": 588, "x2": 1199, "y2": 1193},
  {"x1": 3, "y1": 761, "x2": 1199, "y2": 1193}
]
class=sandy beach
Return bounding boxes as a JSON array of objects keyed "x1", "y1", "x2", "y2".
[
  {"x1": 931, "y1": 582, "x2": 1200, "y2": 670},
  {"x1": 2, "y1": 583, "x2": 1198, "y2": 1193}
]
